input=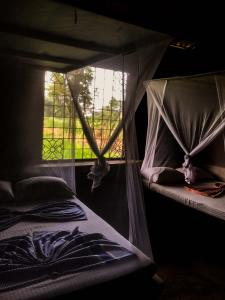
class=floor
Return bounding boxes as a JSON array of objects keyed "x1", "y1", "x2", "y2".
[
  {"x1": 145, "y1": 190, "x2": 225, "y2": 300},
  {"x1": 158, "y1": 259, "x2": 225, "y2": 299}
]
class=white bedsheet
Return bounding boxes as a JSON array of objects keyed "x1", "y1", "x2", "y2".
[
  {"x1": 0, "y1": 198, "x2": 151, "y2": 300},
  {"x1": 143, "y1": 179, "x2": 225, "y2": 220}
]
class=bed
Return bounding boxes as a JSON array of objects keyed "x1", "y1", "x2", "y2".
[
  {"x1": 0, "y1": 196, "x2": 156, "y2": 300},
  {"x1": 143, "y1": 178, "x2": 225, "y2": 221},
  {"x1": 141, "y1": 73, "x2": 225, "y2": 222}
]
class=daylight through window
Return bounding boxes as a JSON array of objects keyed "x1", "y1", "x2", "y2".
[{"x1": 43, "y1": 67, "x2": 124, "y2": 160}]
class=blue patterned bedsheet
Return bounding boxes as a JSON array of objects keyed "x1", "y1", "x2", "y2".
[
  {"x1": 0, "y1": 227, "x2": 136, "y2": 291},
  {"x1": 0, "y1": 200, "x2": 87, "y2": 231}
]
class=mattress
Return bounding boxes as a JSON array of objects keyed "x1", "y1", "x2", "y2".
[
  {"x1": 0, "y1": 197, "x2": 152, "y2": 300},
  {"x1": 143, "y1": 179, "x2": 225, "y2": 221}
]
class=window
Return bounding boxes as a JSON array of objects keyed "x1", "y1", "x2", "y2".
[{"x1": 43, "y1": 67, "x2": 124, "y2": 161}]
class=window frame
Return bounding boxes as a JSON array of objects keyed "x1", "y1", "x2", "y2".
[{"x1": 42, "y1": 69, "x2": 125, "y2": 162}]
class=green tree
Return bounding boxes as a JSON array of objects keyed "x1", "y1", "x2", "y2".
[
  {"x1": 107, "y1": 97, "x2": 121, "y2": 112},
  {"x1": 103, "y1": 97, "x2": 122, "y2": 130},
  {"x1": 91, "y1": 97, "x2": 122, "y2": 147},
  {"x1": 69, "y1": 67, "x2": 94, "y2": 114},
  {"x1": 45, "y1": 67, "x2": 93, "y2": 136},
  {"x1": 45, "y1": 67, "x2": 94, "y2": 118},
  {"x1": 93, "y1": 97, "x2": 121, "y2": 123}
]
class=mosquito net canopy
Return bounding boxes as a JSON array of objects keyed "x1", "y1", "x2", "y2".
[
  {"x1": 141, "y1": 72, "x2": 225, "y2": 185},
  {"x1": 65, "y1": 34, "x2": 171, "y2": 257},
  {"x1": 0, "y1": 29, "x2": 171, "y2": 260}
]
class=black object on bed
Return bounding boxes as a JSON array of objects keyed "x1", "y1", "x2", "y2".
[
  {"x1": 0, "y1": 227, "x2": 136, "y2": 292},
  {"x1": 0, "y1": 200, "x2": 87, "y2": 232}
]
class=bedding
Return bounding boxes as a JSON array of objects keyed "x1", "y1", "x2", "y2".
[
  {"x1": 0, "y1": 200, "x2": 87, "y2": 232},
  {"x1": 184, "y1": 182, "x2": 225, "y2": 198},
  {"x1": 143, "y1": 178, "x2": 225, "y2": 220},
  {"x1": 0, "y1": 197, "x2": 153, "y2": 300},
  {"x1": 0, "y1": 227, "x2": 135, "y2": 292}
]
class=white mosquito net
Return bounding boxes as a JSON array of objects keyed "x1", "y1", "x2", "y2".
[
  {"x1": 9, "y1": 30, "x2": 171, "y2": 259},
  {"x1": 141, "y1": 72, "x2": 225, "y2": 186},
  {"x1": 65, "y1": 34, "x2": 171, "y2": 257}
]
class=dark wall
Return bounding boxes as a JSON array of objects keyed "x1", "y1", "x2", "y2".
[
  {"x1": 0, "y1": 59, "x2": 44, "y2": 179},
  {"x1": 155, "y1": 46, "x2": 225, "y2": 79}
]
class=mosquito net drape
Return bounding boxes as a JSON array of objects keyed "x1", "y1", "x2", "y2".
[
  {"x1": 67, "y1": 36, "x2": 171, "y2": 190},
  {"x1": 9, "y1": 24, "x2": 171, "y2": 261},
  {"x1": 141, "y1": 72, "x2": 225, "y2": 185},
  {"x1": 65, "y1": 34, "x2": 171, "y2": 257},
  {"x1": 0, "y1": 34, "x2": 171, "y2": 266}
]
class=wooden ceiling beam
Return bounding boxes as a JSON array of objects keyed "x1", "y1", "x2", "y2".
[
  {"x1": 0, "y1": 23, "x2": 120, "y2": 55},
  {"x1": 0, "y1": 48, "x2": 85, "y2": 67}
]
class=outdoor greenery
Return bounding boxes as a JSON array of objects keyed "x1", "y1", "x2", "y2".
[{"x1": 43, "y1": 68, "x2": 124, "y2": 160}]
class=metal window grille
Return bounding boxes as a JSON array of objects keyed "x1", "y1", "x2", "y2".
[{"x1": 43, "y1": 67, "x2": 124, "y2": 160}]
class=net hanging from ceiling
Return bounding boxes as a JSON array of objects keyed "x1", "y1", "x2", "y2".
[
  {"x1": 141, "y1": 72, "x2": 225, "y2": 186},
  {"x1": 66, "y1": 34, "x2": 171, "y2": 257},
  {"x1": 20, "y1": 31, "x2": 171, "y2": 258}
]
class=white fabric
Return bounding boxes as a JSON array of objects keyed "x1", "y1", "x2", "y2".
[
  {"x1": 143, "y1": 180, "x2": 225, "y2": 221},
  {"x1": 141, "y1": 73, "x2": 225, "y2": 185},
  {"x1": 0, "y1": 198, "x2": 151, "y2": 300},
  {"x1": 141, "y1": 81, "x2": 167, "y2": 183},
  {"x1": 67, "y1": 36, "x2": 171, "y2": 191},
  {"x1": 66, "y1": 33, "x2": 171, "y2": 258}
]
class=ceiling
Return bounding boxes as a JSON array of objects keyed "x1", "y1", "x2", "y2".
[
  {"x1": 69, "y1": 0, "x2": 224, "y2": 41},
  {"x1": 1, "y1": 0, "x2": 223, "y2": 73},
  {"x1": 0, "y1": 0, "x2": 172, "y2": 72}
]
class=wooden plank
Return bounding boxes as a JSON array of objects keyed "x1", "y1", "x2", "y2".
[{"x1": 0, "y1": 23, "x2": 121, "y2": 55}]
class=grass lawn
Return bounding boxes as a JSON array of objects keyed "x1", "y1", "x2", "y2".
[{"x1": 42, "y1": 117, "x2": 123, "y2": 160}]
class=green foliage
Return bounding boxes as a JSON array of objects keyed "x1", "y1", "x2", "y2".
[
  {"x1": 45, "y1": 67, "x2": 94, "y2": 118},
  {"x1": 43, "y1": 115, "x2": 123, "y2": 160},
  {"x1": 43, "y1": 69, "x2": 123, "y2": 160}
]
